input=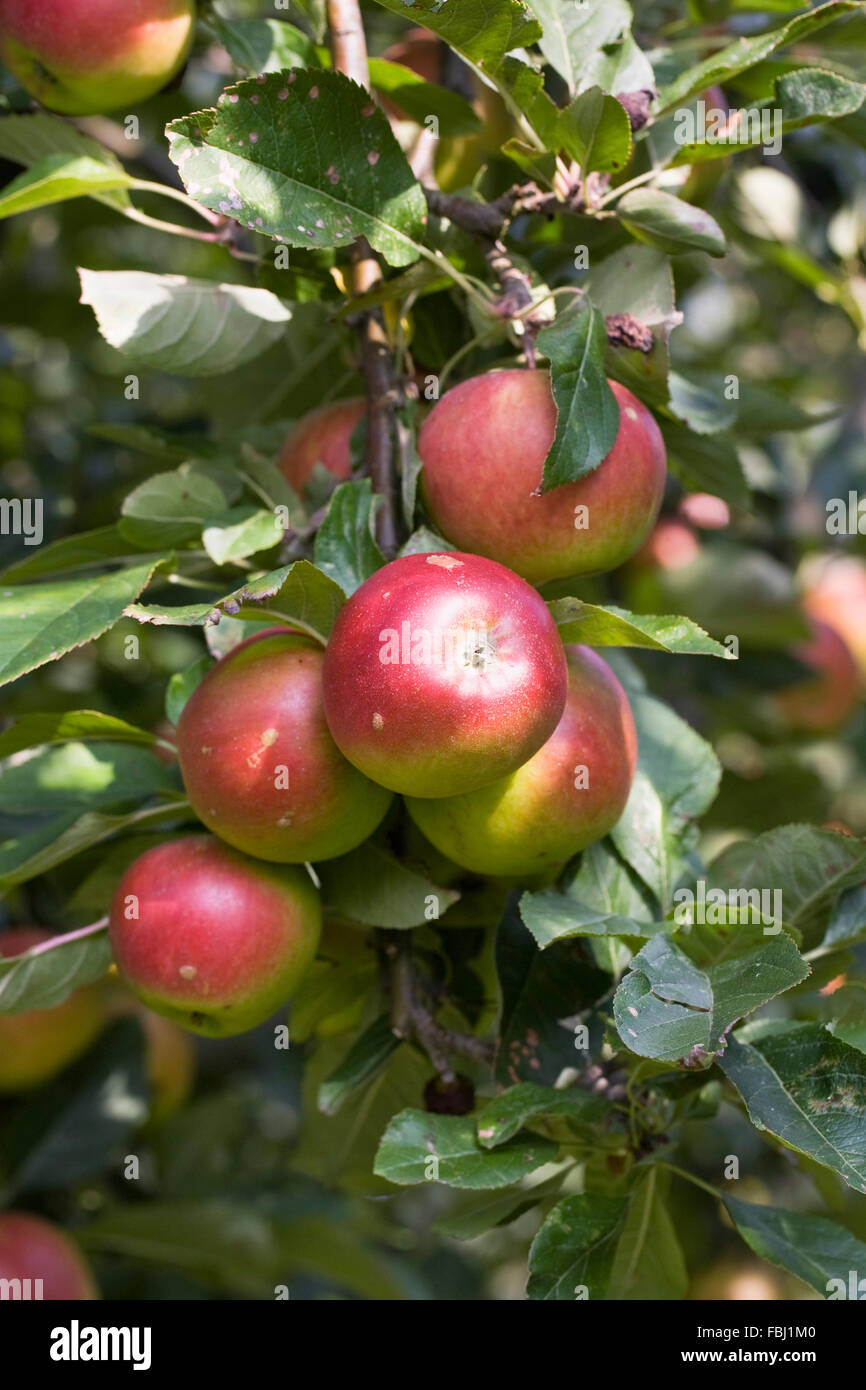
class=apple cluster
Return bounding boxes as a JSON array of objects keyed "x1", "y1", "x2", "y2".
[{"x1": 106, "y1": 370, "x2": 662, "y2": 1038}]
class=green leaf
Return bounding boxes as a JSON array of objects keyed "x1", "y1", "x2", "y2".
[
  {"x1": 475, "y1": 1083, "x2": 609, "y2": 1147},
  {"x1": 119, "y1": 467, "x2": 228, "y2": 549},
  {"x1": 671, "y1": 69, "x2": 866, "y2": 165},
  {"x1": 0, "y1": 154, "x2": 136, "y2": 220},
  {"x1": 536, "y1": 301, "x2": 620, "y2": 490},
  {"x1": 613, "y1": 928, "x2": 809, "y2": 1063},
  {"x1": 0, "y1": 525, "x2": 154, "y2": 584},
  {"x1": 525, "y1": 0, "x2": 648, "y2": 95},
  {"x1": 0, "y1": 800, "x2": 194, "y2": 891},
  {"x1": 318, "y1": 1016, "x2": 400, "y2": 1116},
  {"x1": 0, "y1": 742, "x2": 173, "y2": 816},
  {"x1": 79, "y1": 270, "x2": 294, "y2": 377},
  {"x1": 374, "y1": 1109, "x2": 558, "y2": 1189},
  {"x1": 521, "y1": 841, "x2": 659, "y2": 957},
  {"x1": 495, "y1": 893, "x2": 610, "y2": 1086},
  {"x1": 318, "y1": 843, "x2": 457, "y2": 929},
  {"x1": 0, "y1": 710, "x2": 159, "y2": 759},
  {"x1": 559, "y1": 87, "x2": 633, "y2": 174},
  {"x1": 202, "y1": 506, "x2": 284, "y2": 566},
  {"x1": 294, "y1": 1038, "x2": 431, "y2": 1194},
  {"x1": 0, "y1": 1019, "x2": 148, "y2": 1197},
  {"x1": 587, "y1": 244, "x2": 682, "y2": 410},
  {"x1": 527, "y1": 1194, "x2": 626, "y2": 1300},
  {"x1": 723, "y1": 1196, "x2": 866, "y2": 1297},
  {"x1": 608, "y1": 1167, "x2": 688, "y2": 1299},
  {"x1": 610, "y1": 693, "x2": 721, "y2": 909},
  {"x1": 0, "y1": 928, "x2": 111, "y2": 1014},
  {"x1": 655, "y1": 1, "x2": 864, "y2": 113},
  {"x1": 371, "y1": 0, "x2": 542, "y2": 75},
  {"x1": 550, "y1": 597, "x2": 732, "y2": 657},
  {"x1": 368, "y1": 58, "x2": 481, "y2": 137},
  {"x1": 617, "y1": 188, "x2": 726, "y2": 257},
  {"x1": 125, "y1": 559, "x2": 345, "y2": 644},
  {"x1": 212, "y1": 15, "x2": 319, "y2": 73},
  {"x1": 0, "y1": 559, "x2": 162, "y2": 688},
  {"x1": 167, "y1": 70, "x2": 427, "y2": 269},
  {"x1": 520, "y1": 890, "x2": 660, "y2": 950},
  {"x1": 823, "y1": 883, "x2": 866, "y2": 950},
  {"x1": 708, "y1": 826, "x2": 866, "y2": 949},
  {"x1": 669, "y1": 370, "x2": 739, "y2": 435},
  {"x1": 661, "y1": 420, "x2": 751, "y2": 512},
  {"x1": 165, "y1": 657, "x2": 213, "y2": 727},
  {"x1": 0, "y1": 112, "x2": 132, "y2": 210},
  {"x1": 313, "y1": 480, "x2": 386, "y2": 596},
  {"x1": 719, "y1": 1025, "x2": 866, "y2": 1194}
]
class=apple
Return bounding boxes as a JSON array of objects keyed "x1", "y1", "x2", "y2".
[
  {"x1": 802, "y1": 552, "x2": 866, "y2": 681},
  {"x1": 176, "y1": 628, "x2": 393, "y2": 863},
  {"x1": 405, "y1": 646, "x2": 637, "y2": 876},
  {"x1": 678, "y1": 493, "x2": 730, "y2": 530},
  {"x1": 277, "y1": 398, "x2": 366, "y2": 494},
  {"x1": 321, "y1": 551, "x2": 569, "y2": 797},
  {"x1": 417, "y1": 370, "x2": 667, "y2": 584},
  {"x1": 0, "y1": 1212, "x2": 98, "y2": 1300},
  {"x1": 774, "y1": 616, "x2": 860, "y2": 734},
  {"x1": 0, "y1": 928, "x2": 105, "y2": 1092},
  {"x1": 0, "y1": 0, "x2": 195, "y2": 117},
  {"x1": 109, "y1": 835, "x2": 321, "y2": 1036}
]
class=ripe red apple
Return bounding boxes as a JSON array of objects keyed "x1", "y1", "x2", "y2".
[
  {"x1": 0, "y1": 0, "x2": 195, "y2": 116},
  {"x1": 321, "y1": 551, "x2": 569, "y2": 797},
  {"x1": 405, "y1": 646, "x2": 637, "y2": 876},
  {"x1": 176, "y1": 628, "x2": 393, "y2": 863},
  {"x1": 417, "y1": 370, "x2": 667, "y2": 584},
  {"x1": 0, "y1": 1212, "x2": 98, "y2": 1300},
  {"x1": 802, "y1": 553, "x2": 866, "y2": 681},
  {"x1": 109, "y1": 835, "x2": 321, "y2": 1036},
  {"x1": 0, "y1": 928, "x2": 105, "y2": 1092},
  {"x1": 774, "y1": 616, "x2": 860, "y2": 734},
  {"x1": 278, "y1": 398, "x2": 366, "y2": 494}
]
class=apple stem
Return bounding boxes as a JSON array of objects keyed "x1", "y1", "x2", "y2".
[
  {"x1": 327, "y1": 0, "x2": 402, "y2": 558},
  {"x1": 377, "y1": 931, "x2": 494, "y2": 1082}
]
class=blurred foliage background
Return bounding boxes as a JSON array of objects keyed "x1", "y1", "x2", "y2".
[{"x1": 1, "y1": 0, "x2": 866, "y2": 1299}]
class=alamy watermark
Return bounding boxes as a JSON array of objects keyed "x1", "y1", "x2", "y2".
[
  {"x1": 674, "y1": 100, "x2": 783, "y2": 157},
  {"x1": 0, "y1": 497, "x2": 43, "y2": 546},
  {"x1": 672, "y1": 879, "x2": 783, "y2": 934}
]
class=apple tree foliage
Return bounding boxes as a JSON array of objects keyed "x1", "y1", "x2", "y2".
[{"x1": 1, "y1": 0, "x2": 866, "y2": 1299}]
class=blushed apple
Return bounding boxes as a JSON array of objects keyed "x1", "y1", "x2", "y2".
[
  {"x1": 0, "y1": 1212, "x2": 98, "y2": 1299},
  {"x1": 0, "y1": 0, "x2": 195, "y2": 116},
  {"x1": 278, "y1": 398, "x2": 366, "y2": 494},
  {"x1": 176, "y1": 628, "x2": 393, "y2": 863},
  {"x1": 0, "y1": 928, "x2": 105, "y2": 1092},
  {"x1": 109, "y1": 835, "x2": 321, "y2": 1036},
  {"x1": 321, "y1": 551, "x2": 569, "y2": 797},
  {"x1": 418, "y1": 370, "x2": 667, "y2": 584},
  {"x1": 405, "y1": 645, "x2": 637, "y2": 876}
]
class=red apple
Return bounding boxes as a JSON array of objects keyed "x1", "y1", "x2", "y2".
[
  {"x1": 418, "y1": 370, "x2": 667, "y2": 584},
  {"x1": 109, "y1": 835, "x2": 321, "y2": 1036},
  {"x1": 0, "y1": 0, "x2": 195, "y2": 116},
  {"x1": 0, "y1": 928, "x2": 105, "y2": 1092},
  {"x1": 321, "y1": 552, "x2": 568, "y2": 797},
  {"x1": 774, "y1": 616, "x2": 860, "y2": 734},
  {"x1": 405, "y1": 646, "x2": 637, "y2": 876},
  {"x1": 678, "y1": 492, "x2": 730, "y2": 530},
  {"x1": 278, "y1": 398, "x2": 366, "y2": 494},
  {"x1": 802, "y1": 553, "x2": 866, "y2": 681},
  {"x1": 634, "y1": 518, "x2": 701, "y2": 573},
  {"x1": 176, "y1": 628, "x2": 393, "y2": 862},
  {"x1": 0, "y1": 1212, "x2": 98, "y2": 1300}
]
